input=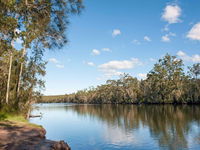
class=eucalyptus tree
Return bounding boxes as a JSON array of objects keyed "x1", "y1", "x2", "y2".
[
  {"x1": 145, "y1": 54, "x2": 186, "y2": 103},
  {"x1": 0, "y1": 0, "x2": 83, "y2": 111},
  {"x1": 189, "y1": 63, "x2": 200, "y2": 79},
  {"x1": 0, "y1": 0, "x2": 18, "y2": 104},
  {"x1": 118, "y1": 74, "x2": 140, "y2": 103},
  {"x1": 187, "y1": 63, "x2": 200, "y2": 102},
  {"x1": 14, "y1": 0, "x2": 83, "y2": 98}
]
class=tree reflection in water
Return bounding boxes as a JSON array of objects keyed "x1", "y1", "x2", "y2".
[{"x1": 65, "y1": 104, "x2": 200, "y2": 150}]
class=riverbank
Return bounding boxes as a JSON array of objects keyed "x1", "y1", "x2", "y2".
[
  {"x1": 0, "y1": 115, "x2": 71, "y2": 150},
  {"x1": 40, "y1": 95, "x2": 200, "y2": 105}
]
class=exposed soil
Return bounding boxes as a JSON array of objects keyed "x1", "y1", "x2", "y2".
[{"x1": 0, "y1": 121, "x2": 70, "y2": 150}]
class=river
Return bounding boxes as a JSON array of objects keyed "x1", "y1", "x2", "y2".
[{"x1": 29, "y1": 103, "x2": 200, "y2": 150}]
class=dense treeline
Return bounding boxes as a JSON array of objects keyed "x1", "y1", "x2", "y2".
[
  {"x1": 42, "y1": 54, "x2": 200, "y2": 104},
  {"x1": 0, "y1": 0, "x2": 83, "y2": 113}
]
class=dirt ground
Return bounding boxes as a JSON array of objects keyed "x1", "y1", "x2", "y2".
[{"x1": 0, "y1": 121, "x2": 70, "y2": 150}]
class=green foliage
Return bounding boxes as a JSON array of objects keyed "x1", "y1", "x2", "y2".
[
  {"x1": 0, "y1": 112, "x2": 7, "y2": 121},
  {"x1": 0, "y1": 49, "x2": 45, "y2": 112},
  {"x1": 42, "y1": 54, "x2": 200, "y2": 104},
  {"x1": 0, "y1": 0, "x2": 83, "y2": 113},
  {"x1": 144, "y1": 54, "x2": 186, "y2": 103}
]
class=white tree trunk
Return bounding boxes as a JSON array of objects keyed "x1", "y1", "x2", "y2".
[
  {"x1": 6, "y1": 32, "x2": 15, "y2": 104},
  {"x1": 6, "y1": 52, "x2": 13, "y2": 104},
  {"x1": 17, "y1": 46, "x2": 26, "y2": 95}
]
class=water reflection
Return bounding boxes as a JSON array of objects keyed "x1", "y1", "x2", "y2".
[
  {"x1": 30, "y1": 104, "x2": 200, "y2": 150},
  {"x1": 64, "y1": 105, "x2": 200, "y2": 149}
]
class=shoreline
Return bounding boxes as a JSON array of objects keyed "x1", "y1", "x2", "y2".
[
  {"x1": 36, "y1": 101, "x2": 200, "y2": 105},
  {"x1": 0, "y1": 120, "x2": 70, "y2": 150}
]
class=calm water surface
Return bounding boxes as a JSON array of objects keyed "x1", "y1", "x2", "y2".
[{"x1": 29, "y1": 103, "x2": 200, "y2": 150}]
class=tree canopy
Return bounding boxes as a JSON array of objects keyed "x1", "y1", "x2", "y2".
[
  {"x1": 42, "y1": 55, "x2": 200, "y2": 104},
  {"x1": 0, "y1": 0, "x2": 83, "y2": 113}
]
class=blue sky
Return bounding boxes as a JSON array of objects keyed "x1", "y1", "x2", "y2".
[{"x1": 42, "y1": 0, "x2": 200, "y2": 95}]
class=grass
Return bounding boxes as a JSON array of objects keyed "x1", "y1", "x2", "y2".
[
  {"x1": 6, "y1": 114, "x2": 27, "y2": 122},
  {"x1": 0, "y1": 112, "x2": 42, "y2": 128}
]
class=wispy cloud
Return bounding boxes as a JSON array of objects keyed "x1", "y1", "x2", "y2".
[
  {"x1": 187, "y1": 22, "x2": 200, "y2": 41},
  {"x1": 91, "y1": 49, "x2": 100, "y2": 55},
  {"x1": 49, "y1": 58, "x2": 59, "y2": 64},
  {"x1": 144, "y1": 36, "x2": 151, "y2": 42},
  {"x1": 85, "y1": 61, "x2": 95, "y2": 66},
  {"x1": 102, "y1": 48, "x2": 111, "y2": 52},
  {"x1": 177, "y1": 51, "x2": 200, "y2": 63},
  {"x1": 56, "y1": 64, "x2": 64, "y2": 69},
  {"x1": 149, "y1": 58, "x2": 157, "y2": 62},
  {"x1": 48, "y1": 58, "x2": 65, "y2": 69},
  {"x1": 132, "y1": 40, "x2": 141, "y2": 45},
  {"x1": 98, "y1": 58, "x2": 142, "y2": 77},
  {"x1": 112, "y1": 29, "x2": 121, "y2": 37},
  {"x1": 162, "y1": 35, "x2": 170, "y2": 42},
  {"x1": 161, "y1": 32, "x2": 176, "y2": 42},
  {"x1": 162, "y1": 4, "x2": 182, "y2": 24}
]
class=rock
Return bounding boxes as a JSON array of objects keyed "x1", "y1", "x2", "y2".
[
  {"x1": 51, "y1": 141, "x2": 71, "y2": 150},
  {"x1": 0, "y1": 121, "x2": 71, "y2": 150}
]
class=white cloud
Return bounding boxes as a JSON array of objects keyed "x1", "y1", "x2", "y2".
[
  {"x1": 161, "y1": 32, "x2": 176, "y2": 42},
  {"x1": 49, "y1": 58, "x2": 65, "y2": 68},
  {"x1": 162, "y1": 35, "x2": 170, "y2": 42},
  {"x1": 138, "y1": 73, "x2": 147, "y2": 80},
  {"x1": 91, "y1": 49, "x2": 100, "y2": 55},
  {"x1": 86, "y1": 61, "x2": 95, "y2": 66},
  {"x1": 102, "y1": 48, "x2": 111, "y2": 52},
  {"x1": 98, "y1": 58, "x2": 141, "y2": 77},
  {"x1": 177, "y1": 51, "x2": 185, "y2": 57},
  {"x1": 144, "y1": 36, "x2": 151, "y2": 42},
  {"x1": 102, "y1": 70, "x2": 123, "y2": 77},
  {"x1": 56, "y1": 64, "x2": 64, "y2": 69},
  {"x1": 187, "y1": 23, "x2": 200, "y2": 41},
  {"x1": 177, "y1": 51, "x2": 200, "y2": 63},
  {"x1": 99, "y1": 58, "x2": 140, "y2": 70},
  {"x1": 49, "y1": 58, "x2": 59, "y2": 64},
  {"x1": 162, "y1": 5, "x2": 181, "y2": 24},
  {"x1": 132, "y1": 40, "x2": 141, "y2": 45},
  {"x1": 112, "y1": 29, "x2": 121, "y2": 37},
  {"x1": 149, "y1": 58, "x2": 157, "y2": 62}
]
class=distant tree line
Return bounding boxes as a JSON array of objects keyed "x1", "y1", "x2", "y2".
[
  {"x1": 42, "y1": 54, "x2": 200, "y2": 104},
  {"x1": 0, "y1": 0, "x2": 83, "y2": 113}
]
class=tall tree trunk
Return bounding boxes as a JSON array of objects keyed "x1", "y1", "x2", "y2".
[
  {"x1": 16, "y1": 46, "x2": 26, "y2": 96},
  {"x1": 6, "y1": 31, "x2": 15, "y2": 104},
  {"x1": 6, "y1": 52, "x2": 13, "y2": 104}
]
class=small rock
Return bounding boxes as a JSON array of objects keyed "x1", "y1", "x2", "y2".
[{"x1": 51, "y1": 141, "x2": 71, "y2": 150}]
